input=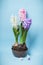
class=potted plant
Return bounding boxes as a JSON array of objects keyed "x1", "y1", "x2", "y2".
[{"x1": 10, "y1": 8, "x2": 32, "y2": 57}]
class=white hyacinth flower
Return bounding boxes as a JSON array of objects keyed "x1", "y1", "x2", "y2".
[{"x1": 10, "y1": 15, "x2": 18, "y2": 28}]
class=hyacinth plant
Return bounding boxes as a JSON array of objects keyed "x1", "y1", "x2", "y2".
[
  {"x1": 11, "y1": 8, "x2": 32, "y2": 44},
  {"x1": 11, "y1": 16, "x2": 20, "y2": 43}
]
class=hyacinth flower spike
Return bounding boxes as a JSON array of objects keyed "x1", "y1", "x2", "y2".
[{"x1": 19, "y1": 8, "x2": 26, "y2": 21}]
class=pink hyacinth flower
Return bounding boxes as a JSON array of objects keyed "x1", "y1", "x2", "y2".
[{"x1": 19, "y1": 8, "x2": 26, "y2": 21}]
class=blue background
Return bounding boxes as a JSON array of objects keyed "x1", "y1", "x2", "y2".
[{"x1": 0, "y1": 0, "x2": 43, "y2": 65}]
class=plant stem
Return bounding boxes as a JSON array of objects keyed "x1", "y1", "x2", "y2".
[
  {"x1": 20, "y1": 30, "x2": 28, "y2": 44},
  {"x1": 13, "y1": 27, "x2": 19, "y2": 43},
  {"x1": 20, "y1": 23, "x2": 28, "y2": 44},
  {"x1": 15, "y1": 36, "x2": 18, "y2": 43}
]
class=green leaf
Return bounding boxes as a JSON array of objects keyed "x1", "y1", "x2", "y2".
[{"x1": 13, "y1": 27, "x2": 20, "y2": 43}]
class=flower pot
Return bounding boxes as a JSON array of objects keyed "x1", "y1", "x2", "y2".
[{"x1": 11, "y1": 44, "x2": 28, "y2": 57}]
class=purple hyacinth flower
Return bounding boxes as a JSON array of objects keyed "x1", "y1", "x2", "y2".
[{"x1": 22, "y1": 19, "x2": 32, "y2": 29}]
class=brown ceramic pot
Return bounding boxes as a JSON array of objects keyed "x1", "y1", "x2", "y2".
[{"x1": 12, "y1": 43, "x2": 28, "y2": 57}]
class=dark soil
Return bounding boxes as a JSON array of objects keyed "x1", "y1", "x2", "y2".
[{"x1": 12, "y1": 43, "x2": 28, "y2": 51}]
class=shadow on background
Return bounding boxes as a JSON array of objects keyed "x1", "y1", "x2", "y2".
[{"x1": 27, "y1": 30, "x2": 38, "y2": 55}]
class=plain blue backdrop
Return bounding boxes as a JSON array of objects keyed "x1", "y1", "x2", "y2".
[{"x1": 0, "y1": 0, "x2": 43, "y2": 65}]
